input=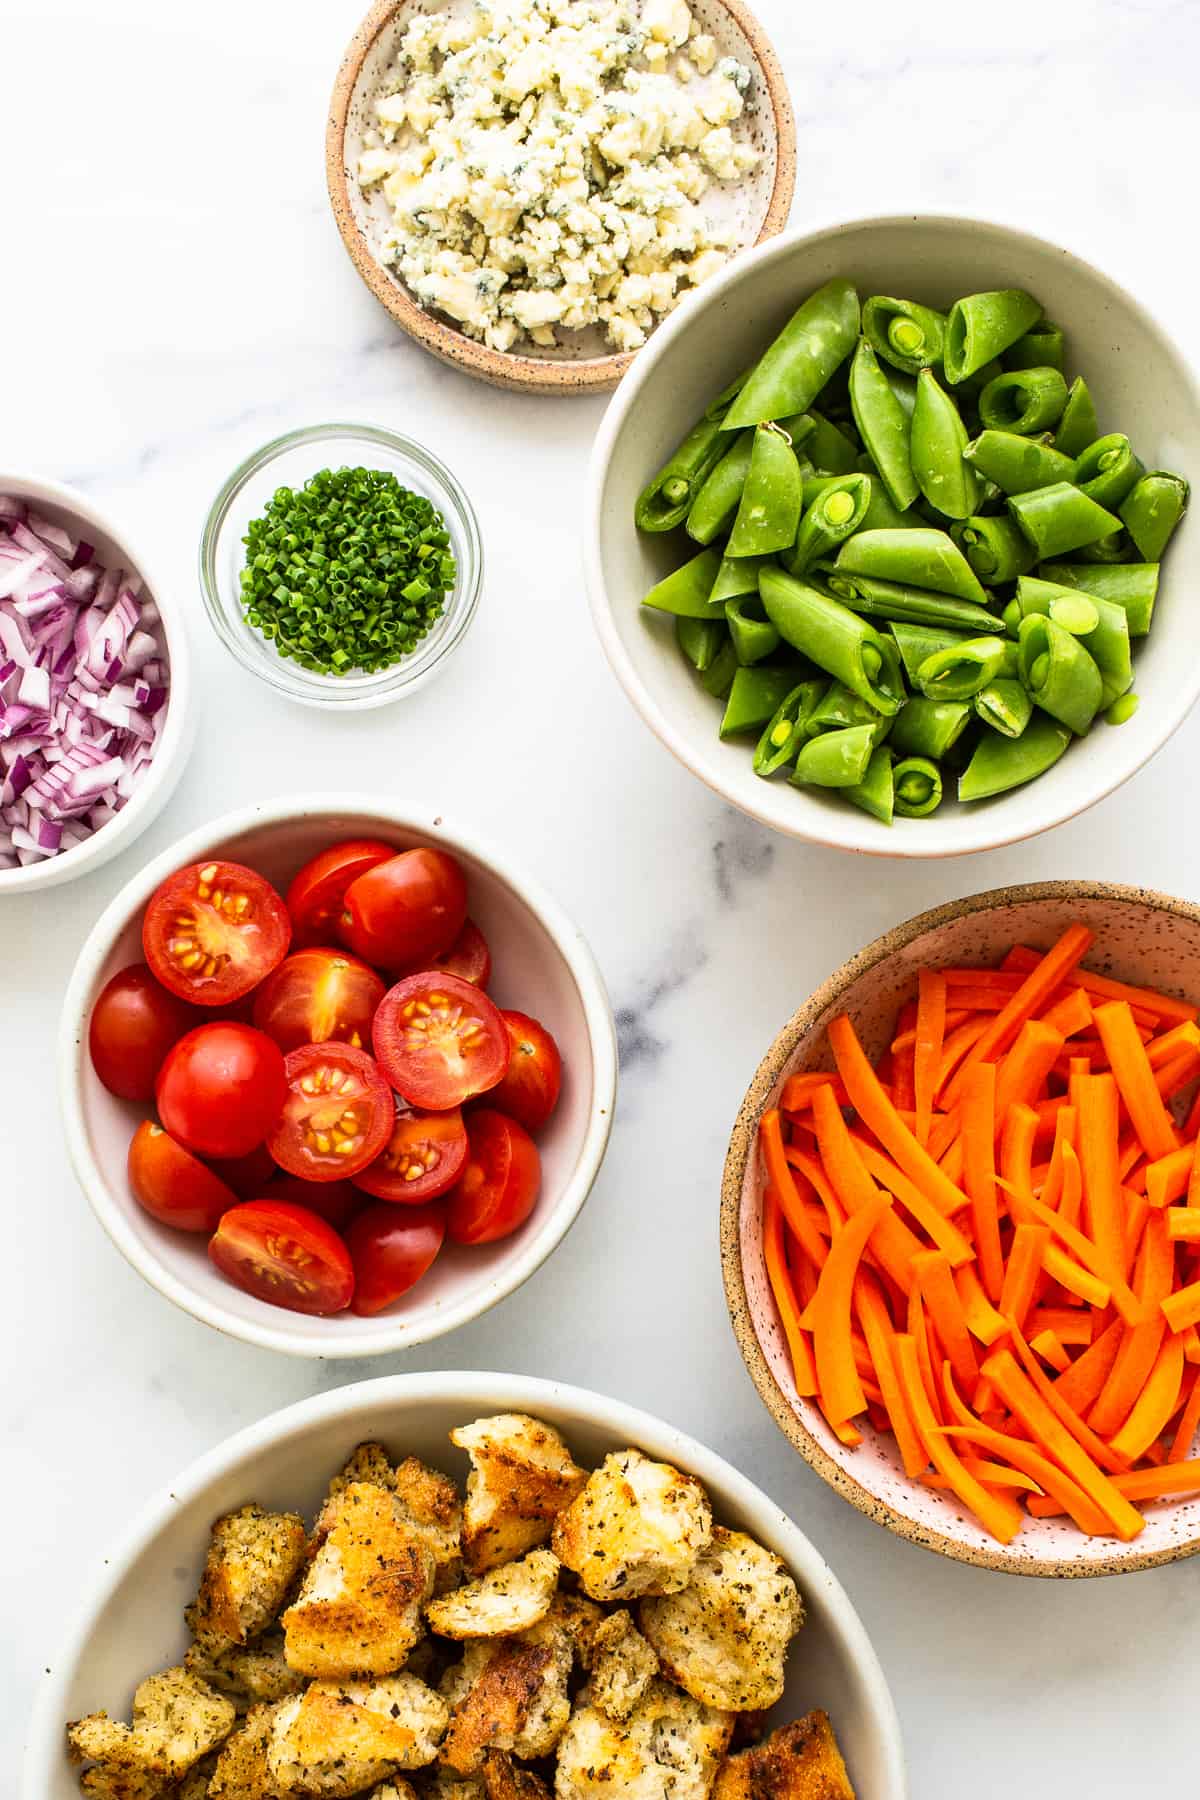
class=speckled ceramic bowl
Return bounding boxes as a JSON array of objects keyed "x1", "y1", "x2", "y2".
[
  {"x1": 722, "y1": 880, "x2": 1200, "y2": 1577},
  {"x1": 326, "y1": 0, "x2": 796, "y2": 394}
]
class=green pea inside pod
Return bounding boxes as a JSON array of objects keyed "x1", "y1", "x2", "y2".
[
  {"x1": 720, "y1": 664, "x2": 799, "y2": 739},
  {"x1": 753, "y1": 679, "x2": 829, "y2": 776},
  {"x1": 974, "y1": 678, "x2": 1033, "y2": 739},
  {"x1": 862, "y1": 296, "x2": 948, "y2": 376},
  {"x1": 955, "y1": 515, "x2": 1036, "y2": 586},
  {"x1": 1016, "y1": 613, "x2": 1104, "y2": 735},
  {"x1": 977, "y1": 367, "x2": 1069, "y2": 436},
  {"x1": 783, "y1": 473, "x2": 872, "y2": 577},
  {"x1": 1073, "y1": 433, "x2": 1146, "y2": 512},
  {"x1": 893, "y1": 755, "x2": 944, "y2": 817},
  {"x1": 916, "y1": 634, "x2": 1010, "y2": 701},
  {"x1": 635, "y1": 410, "x2": 731, "y2": 532}
]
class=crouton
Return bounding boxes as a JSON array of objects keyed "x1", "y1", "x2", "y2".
[
  {"x1": 317, "y1": 1445, "x2": 397, "y2": 1531},
  {"x1": 393, "y1": 1457, "x2": 464, "y2": 1594},
  {"x1": 68, "y1": 1666, "x2": 237, "y2": 1794},
  {"x1": 283, "y1": 1483, "x2": 435, "y2": 1678},
  {"x1": 586, "y1": 1610, "x2": 658, "y2": 1722},
  {"x1": 553, "y1": 1678, "x2": 733, "y2": 1800},
  {"x1": 420, "y1": 1772, "x2": 485, "y2": 1800},
  {"x1": 361, "y1": 1784, "x2": 420, "y2": 1800},
  {"x1": 639, "y1": 1527, "x2": 802, "y2": 1712},
  {"x1": 185, "y1": 1506, "x2": 308, "y2": 1659},
  {"x1": 450, "y1": 1416, "x2": 586, "y2": 1575},
  {"x1": 208, "y1": 1702, "x2": 284, "y2": 1800},
  {"x1": 480, "y1": 1750, "x2": 551, "y2": 1800},
  {"x1": 712, "y1": 1713, "x2": 855, "y2": 1799},
  {"x1": 551, "y1": 1450, "x2": 711, "y2": 1602},
  {"x1": 175, "y1": 1754, "x2": 217, "y2": 1800},
  {"x1": 267, "y1": 1675, "x2": 448, "y2": 1796},
  {"x1": 439, "y1": 1630, "x2": 572, "y2": 1774},
  {"x1": 541, "y1": 1592, "x2": 604, "y2": 1666},
  {"x1": 426, "y1": 1551, "x2": 559, "y2": 1641},
  {"x1": 185, "y1": 1631, "x2": 305, "y2": 1711}
]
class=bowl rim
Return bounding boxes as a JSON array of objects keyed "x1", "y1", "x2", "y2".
[
  {"x1": 0, "y1": 470, "x2": 193, "y2": 894},
  {"x1": 57, "y1": 793, "x2": 619, "y2": 1357},
  {"x1": 720, "y1": 876, "x2": 1200, "y2": 1578},
  {"x1": 196, "y1": 422, "x2": 484, "y2": 711},
  {"x1": 324, "y1": 0, "x2": 797, "y2": 396},
  {"x1": 584, "y1": 210, "x2": 1200, "y2": 857},
  {"x1": 20, "y1": 1369, "x2": 908, "y2": 1800}
]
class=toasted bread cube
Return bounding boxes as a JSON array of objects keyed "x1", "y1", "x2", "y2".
[
  {"x1": 175, "y1": 1754, "x2": 217, "y2": 1800},
  {"x1": 361, "y1": 1784, "x2": 420, "y2": 1800},
  {"x1": 186, "y1": 1632, "x2": 305, "y2": 1712},
  {"x1": 639, "y1": 1528, "x2": 802, "y2": 1712},
  {"x1": 267, "y1": 1675, "x2": 448, "y2": 1796},
  {"x1": 317, "y1": 1445, "x2": 397, "y2": 1532},
  {"x1": 283, "y1": 1483, "x2": 434, "y2": 1678},
  {"x1": 554, "y1": 1678, "x2": 733, "y2": 1800},
  {"x1": 68, "y1": 1666, "x2": 237, "y2": 1793},
  {"x1": 422, "y1": 1771, "x2": 485, "y2": 1800},
  {"x1": 551, "y1": 1450, "x2": 711, "y2": 1602},
  {"x1": 450, "y1": 1416, "x2": 586, "y2": 1575},
  {"x1": 712, "y1": 1712, "x2": 855, "y2": 1799},
  {"x1": 186, "y1": 1506, "x2": 308, "y2": 1658},
  {"x1": 543, "y1": 1591, "x2": 605, "y2": 1666},
  {"x1": 208, "y1": 1702, "x2": 285, "y2": 1800},
  {"x1": 439, "y1": 1628, "x2": 572, "y2": 1774},
  {"x1": 426, "y1": 1550, "x2": 559, "y2": 1641},
  {"x1": 393, "y1": 1456, "x2": 464, "y2": 1594},
  {"x1": 480, "y1": 1749, "x2": 552, "y2": 1799},
  {"x1": 587, "y1": 1610, "x2": 658, "y2": 1722}
]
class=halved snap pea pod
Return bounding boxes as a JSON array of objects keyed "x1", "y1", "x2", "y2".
[
  {"x1": 784, "y1": 473, "x2": 872, "y2": 577},
  {"x1": 675, "y1": 615, "x2": 726, "y2": 672},
  {"x1": 1074, "y1": 433, "x2": 1145, "y2": 512},
  {"x1": 709, "y1": 552, "x2": 772, "y2": 604},
  {"x1": 862, "y1": 296, "x2": 947, "y2": 376},
  {"x1": 1008, "y1": 482, "x2": 1121, "y2": 560},
  {"x1": 636, "y1": 411, "x2": 730, "y2": 532},
  {"x1": 821, "y1": 570, "x2": 1000, "y2": 633},
  {"x1": 643, "y1": 546, "x2": 723, "y2": 617},
  {"x1": 1037, "y1": 561, "x2": 1159, "y2": 637},
  {"x1": 753, "y1": 680, "x2": 828, "y2": 776},
  {"x1": 890, "y1": 696, "x2": 971, "y2": 760},
  {"x1": 977, "y1": 367, "x2": 1068, "y2": 436},
  {"x1": 1017, "y1": 614, "x2": 1104, "y2": 734},
  {"x1": 803, "y1": 681, "x2": 889, "y2": 737},
  {"x1": 760, "y1": 567, "x2": 905, "y2": 715},
  {"x1": 1119, "y1": 471, "x2": 1190, "y2": 561},
  {"x1": 1003, "y1": 321, "x2": 1065, "y2": 373},
  {"x1": 791, "y1": 722, "x2": 879, "y2": 788},
  {"x1": 959, "y1": 711, "x2": 1071, "y2": 801},
  {"x1": 687, "y1": 433, "x2": 756, "y2": 544},
  {"x1": 720, "y1": 664, "x2": 798, "y2": 738},
  {"x1": 943, "y1": 289, "x2": 1042, "y2": 384},
  {"x1": 727, "y1": 424, "x2": 805, "y2": 557},
  {"x1": 890, "y1": 621, "x2": 970, "y2": 685},
  {"x1": 1075, "y1": 529, "x2": 1133, "y2": 565},
  {"x1": 963, "y1": 430, "x2": 1076, "y2": 495},
  {"x1": 845, "y1": 745, "x2": 895, "y2": 823},
  {"x1": 724, "y1": 279, "x2": 861, "y2": 430},
  {"x1": 724, "y1": 595, "x2": 781, "y2": 664},
  {"x1": 974, "y1": 679, "x2": 1033, "y2": 739},
  {"x1": 917, "y1": 635, "x2": 1011, "y2": 701},
  {"x1": 1009, "y1": 575, "x2": 1132, "y2": 710},
  {"x1": 834, "y1": 527, "x2": 989, "y2": 603},
  {"x1": 1054, "y1": 377, "x2": 1100, "y2": 459},
  {"x1": 955, "y1": 515, "x2": 1036, "y2": 585},
  {"x1": 697, "y1": 636, "x2": 739, "y2": 698},
  {"x1": 893, "y1": 755, "x2": 944, "y2": 816},
  {"x1": 911, "y1": 370, "x2": 980, "y2": 521},
  {"x1": 849, "y1": 339, "x2": 919, "y2": 510}
]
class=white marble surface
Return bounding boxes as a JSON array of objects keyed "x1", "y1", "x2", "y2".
[{"x1": 3, "y1": 1, "x2": 1199, "y2": 1793}]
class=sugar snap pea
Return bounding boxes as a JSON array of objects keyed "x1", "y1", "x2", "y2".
[
  {"x1": 806, "y1": 409, "x2": 861, "y2": 475},
  {"x1": 1003, "y1": 322, "x2": 1065, "y2": 373},
  {"x1": 1074, "y1": 434, "x2": 1145, "y2": 512},
  {"x1": 705, "y1": 367, "x2": 750, "y2": 420},
  {"x1": 890, "y1": 621, "x2": 969, "y2": 685},
  {"x1": 643, "y1": 546, "x2": 722, "y2": 617},
  {"x1": 1010, "y1": 575, "x2": 1132, "y2": 710},
  {"x1": 917, "y1": 635, "x2": 1010, "y2": 702},
  {"x1": 974, "y1": 679, "x2": 1033, "y2": 738},
  {"x1": 697, "y1": 636, "x2": 739, "y2": 698},
  {"x1": 792, "y1": 722, "x2": 878, "y2": 788},
  {"x1": 1008, "y1": 482, "x2": 1121, "y2": 560},
  {"x1": 675, "y1": 615, "x2": 725, "y2": 671},
  {"x1": 1038, "y1": 561, "x2": 1159, "y2": 637},
  {"x1": 963, "y1": 430, "x2": 1076, "y2": 495},
  {"x1": 845, "y1": 745, "x2": 895, "y2": 823},
  {"x1": 1017, "y1": 614, "x2": 1103, "y2": 734},
  {"x1": 720, "y1": 664, "x2": 797, "y2": 738},
  {"x1": 637, "y1": 411, "x2": 730, "y2": 531},
  {"x1": 686, "y1": 433, "x2": 754, "y2": 544},
  {"x1": 954, "y1": 514, "x2": 1036, "y2": 585},
  {"x1": 710, "y1": 552, "x2": 772, "y2": 604},
  {"x1": 893, "y1": 756, "x2": 943, "y2": 816},
  {"x1": 1075, "y1": 529, "x2": 1132, "y2": 565},
  {"x1": 1119, "y1": 471, "x2": 1189, "y2": 561},
  {"x1": 890, "y1": 696, "x2": 970, "y2": 759},
  {"x1": 820, "y1": 570, "x2": 1000, "y2": 633},
  {"x1": 958, "y1": 711, "x2": 1071, "y2": 801},
  {"x1": 911, "y1": 370, "x2": 981, "y2": 520},
  {"x1": 803, "y1": 681, "x2": 891, "y2": 738},
  {"x1": 724, "y1": 596, "x2": 781, "y2": 664},
  {"x1": 835, "y1": 527, "x2": 989, "y2": 603},
  {"x1": 724, "y1": 279, "x2": 861, "y2": 430},
  {"x1": 754, "y1": 680, "x2": 828, "y2": 775},
  {"x1": 1054, "y1": 377, "x2": 1100, "y2": 459},
  {"x1": 784, "y1": 474, "x2": 872, "y2": 577},
  {"x1": 862, "y1": 295, "x2": 947, "y2": 376},
  {"x1": 760, "y1": 568, "x2": 904, "y2": 715},
  {"x1": 978, "y1": 367, "x2": 1068, "y2": 436},
  {"x1": 727, "y1": 424, "x2": 805, "y2": 557},
  {"x1": 849, "y1": 339, "x2": 918, "y2": 510},
  {"x1": 944, "y1": 290, "x2": 1042, "y2": 384}
]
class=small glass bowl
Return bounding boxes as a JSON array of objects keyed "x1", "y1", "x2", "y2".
[{"x1": 199, "y1": 423, "x2": 483, "y2": 709}]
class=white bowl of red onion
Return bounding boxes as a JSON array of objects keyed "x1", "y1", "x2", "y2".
[{"x1": 0, "y1": 472, "x2": 191, "y2": 890}]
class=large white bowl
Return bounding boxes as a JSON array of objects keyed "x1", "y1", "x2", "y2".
[
  {"x1": 586, "y1": 214, "x2": 1200, "y2": 858},
  {"x1": 0, "y1": 472, "x2": 192, "y2": 892},
  {"x1": 59, "y1": 796, "x2": 617, "y2": 1357},
  {"x1": 21, "y1": 1372, "x2": 907, "y2": 1799}
]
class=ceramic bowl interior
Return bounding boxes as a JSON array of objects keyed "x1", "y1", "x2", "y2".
[
  {"x1": 723, "y1": 881, "x2": 1200, "y2": 1577},
  {"x1": 0, "y1": 473, "x2": 191, "y2": 892},
  {"x1": 198, "y1": 425, "x2": 482, "y2": 710},
  {"x1": 22, "y1": 1373, "x2": 906, "y2": 1800},
  {"x1": 326, "y1": 0, "x2": 796, "y2": 394},
  {"x1": 60, "y1": 799, "x2": 616, "y2": 1357},
  {"x1": 588, "y1": 215, "x2": 1200, "y2": 856}
]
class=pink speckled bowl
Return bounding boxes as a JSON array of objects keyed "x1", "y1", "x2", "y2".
[{"x1": 722, "y1": 880, "x2": 1200, "y2": 1577}]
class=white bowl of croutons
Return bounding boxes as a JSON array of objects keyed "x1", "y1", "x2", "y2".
[{"x1": 25, "y1": 1373, "x2": 906, "y2": 1800}]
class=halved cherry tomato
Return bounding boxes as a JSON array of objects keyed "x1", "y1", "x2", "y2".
[
  {"x1": 339, "y1": 847, "x2": 467, "y2": 972},
  {"x1": 425, "y1": 919, "x2": 492, "y2": 988},
  {"x1": 156, "y1": 1023, "x2": 288, "y2": 1160},
  {"x1": 487, "y1": 1010, "x2": 563, "y2": 1133},
  {"x1": 352, "y1": 1106, "x2": 468, "y2": 1203},
  {"x1": 209, "y1": 1199, "x2": 355, "y2": 1315},
  {"x1": 128, "y1": 1121, "x2": 237, "y2": 1232},
  {"x1": 286, "y1": 839, "x2": 396, "y2": 949},
  {"x1": 372, "y1": 972, "x2": 507, "y2": 1109},
  {"x1": 266, "y1": 1042, "x2": 393, "y2": 1182},
  {"x1": 89, "y1": 962, "x2": 197, "y2": 1101},
  {"x1": 252, "y1": 948, "x2": 385, "y2": 1055},
  {"x1": 346, "y1": 1201, "x2": 445, "y2": 1315},
  {"x1": 209, "y1": 1141, "x2": 278, "y2": 1200},
  {"x1": 446, "y1": 1109, "x2": 540, "y2": 1245},
  {"x1": 143, "y1": 861, "x2": 291, "y2": 1005},
  {"x1": 267, "y1": 1175, "x2": 362, "y2": 1231}
]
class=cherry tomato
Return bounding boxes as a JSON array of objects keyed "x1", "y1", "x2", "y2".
[
  {"x1": 286, "y1": 839, "x2": 396, "y2": 949},
  {"x1": 156, "y1": 1023, "x2": 288, "y2": 1160},
  {"x1": 372, "y1": 972, "x2": 508, "y2": 1109},
  {"x1": 127, "y1": 1121, "x2": 238, "y2": 1232},
  {"x1": 267, "y1": 1175, "x2": 362, "y2": 1231},
  {"x1": 209, "y1": 1141, "x2": 278, "y2": 1200},
  {"x1": 339, "y1": 847, "x2": 467, "y2": 972},
  {"x1": 252, "y1": 948, "x2": 385, "y2": 1055},
  {"x1": 352, "y1": 1106, "x2": 468, "y2": 1204},
  {"x1": 88, "y1": 962, "x2": 197, "y2": 1101},
  {"x1": 209, "y1": 1199, "x2": 355, "y2": 1315},
  {"x1": 446, "y1": 1109, "x2": 541, "y2": 1246},
  {"x1": 424, "y1": 919, "x2": 492, "y2": 988},
  {"x1": 487, "y1": 1010, "x2": 563, "y2": 1133},
  {"x1": 143, "y1": 861, "x2": 291, "y2": 1005},
  {"x1": 345, "y1": 1201, "x2": 445, "y2": 1316},
  {"x1": 266, "y1": 1042, "x2": 393, "y2": 1182}
]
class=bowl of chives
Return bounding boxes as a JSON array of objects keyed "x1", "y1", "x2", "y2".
[{"x1": 199, "y1": 422, "x2": 483, "y2": 709}]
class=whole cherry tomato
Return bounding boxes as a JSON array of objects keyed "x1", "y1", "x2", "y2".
[
  {"x1": 285, "y1": 839, "x2": 396, "y2": 949},
  {"x1": 156, "y1": 1022, "x2": 288, "y2": 1159},
  {"x1": 339, "y1": 847, "x2": 467, "y2": 972},
  {"x1": 89, "y1": 962, "x2": 196, "y2": 1101},
  {"x1": 487, "y1": 1010, "x2": 562, "y2": 1133}
]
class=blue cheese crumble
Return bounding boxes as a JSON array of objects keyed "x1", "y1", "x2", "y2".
[{"x1": 356, "y1": 0, "x2": 761, "y2": 354}]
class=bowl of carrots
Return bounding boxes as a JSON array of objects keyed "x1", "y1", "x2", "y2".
[{"x1": 721, "y1": 880, "x2": 1200, "y2": 1575}]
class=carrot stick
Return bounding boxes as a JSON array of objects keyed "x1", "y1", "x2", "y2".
[
  {"x1": 1004, "y1": 946, "x2": 1198, "y2": 1024},
  {"x1": 913, "y1": 1251, "x2": 978, "y2": 1390},
  {"x1": 1058, "y1": 1136, "x2": 1084, "y2": 1230},
  {"x1": 1162, "y1": 1282, "x2": 1200, "y2": 1335},
  {"x1": 1090, "y1": 1215, "x2": 1173, "y2": 1437},
  {"x1": 1003, "y1": 1183, "x2": 1139, "y2": 1324},
  {"x1": 810, "y1": 1188, "x2": 892, "y2": 1425},
  {"x1": 827, "y1": 1014, "x2": 972, "y2": 1219},
  {"x1": 1168, "y1": 1370, "x2": 1200, "y2": 1462},
  {"x1": 780, "y1": 1071, "x2": 849, "y2": 1112},
  {"x1": 760, "y1": 1112, "x2": 831, "y2": 1268},
  {"x1": 856, "y1": 1274, "x2": 927, "y2": 1479},
  {"x1": 783, "y1": 1146, "x2": 847, "y2": 1240},
  {"x1": 1167, "y1": 1208, "x2": 1200, "y2": 1242},
  {"x1": 1040, "y1": 987, "x2": 1093, "y2": 1039},
  {"x1": 1030, "y1": 1306, "x2": 1094, "y2": 1347},
  {"x1": 847, "y1": 1134, "x2": 974, "y2": 1267},
  {"x1": 1145, "y1": 1020, "x2": 1200, "y2": 1068},
  {"x1": 1132, "y1": 1145, "x2": 1192, "y2": 1204},
  {"x1": 943, "y1": 967, "x2": 1025, "y2": 990},
  {"x1": 913, "y1": 970, "x2": 947, "y2": 1152},
  {"x1": 939, "y1": 1367, "x2": 1111, "y2": 1534},
  {"x1": 1055, "y1": 1317, "x2": 1125, "y2": 1412},
  {"x1": 995, "y1": 1020, "x2": 1067, "y2": 1120},
  {"x1": 1094, "y1": 1001, "x2": 1180, "y2": 1161},
  {"x1": 1110, "y1": 1332, "x2": 1186, "y2": 1464},
  {"x1": 942, "y1": 923, "x2": 1094, "y2": 1107},
  {"x1": 999, "y1": 1102, "x2": 1039, "y2": 1204},
  {"x1": 1012, "y1": 1330, "x2": 1128, "y2": 1475},
  {"x1": 936, "y1": 1018, "x2": 991, "y2": 1092},
  {"x1": 922, "y1": 1455, "x2": 1044, "y2": 1494},
  {"x1": 1040, "y1": 1106, "x2": 1076, "y2": 1213},
  {"x1": 809, "y1": 1084, "x2": 927, "y2": 1298},
  {"x1": 999, "y1": 1223, "x2": 1050, "y2": 1333},
  {"x1": 1111, "y1": 1462, "x2": 1200, "y2": 1501},
  {"x1": 932, "y1": 987, "x2": 1009, "y2": 1014},
  {"x1": 1040, "y1": 1243, "x2": 1112, "y2": 1312},
  {"x1": 1030, "y1": 1328, "x2": 1072, "y2": 1375},
  {"x1": 954, "y1": 1262, "x2": 1010, "y2": 1348},
  {"x1": 894, "y1": 1336, "x2": 1022, "y2": 1543},
  {"x1": 981, "y1": 1346, "x2": 1144, "y2": 1540},
  {"x1": 1075, "y1": 1074, "x2": 1125, "y2": 1285},
  {"x1": 1155, "y1": 1048, "x2": 1200, "y2": 1099},
  {"x1": 763, "y1": 1187, "x2": 819, "y2": 1396},
  {"x1": 1122, "y1": 1187, "x2": 1151, "y2": 1270}
]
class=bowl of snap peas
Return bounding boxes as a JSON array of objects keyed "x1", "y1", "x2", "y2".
[{"x1": 585, "y1": 215, "x2": 1197, "y2": 856}]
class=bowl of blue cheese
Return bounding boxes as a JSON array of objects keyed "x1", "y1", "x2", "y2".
[{"x1": 326, "y1": 0, "x2": 796, "y2": 393}]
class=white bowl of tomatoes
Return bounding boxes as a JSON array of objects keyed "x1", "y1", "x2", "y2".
[{"x1": 59, "y1": 795, "x2": 618, "y2": 1356}]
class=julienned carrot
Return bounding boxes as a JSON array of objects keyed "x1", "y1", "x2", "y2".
[
  {"x1": 856, "y1": 1274, "x2": 927, "y2": 1479},
  {"x1": 942, "y1": 923, "x2": 1094, "y2": 1107},
  {"x1": 785, "y1": 1145, "x2": 846, "y2": 1240},
  {"x1": 995, "y1": 1020, "x2": 1067, "y2": 1120},
  {"x1": 1155, "y1": 1047, "x2": 1200, "y2": 1099},
  {"x1": 960, "y1": 1062, "x2": 1002, "y2": 1303},
  {"x1": 914, "y1": 969, "x2": 946, "y2": 1150},
  {"x1": 1166, "y1": 1208, "x2": 1200, "y2": 1242},
  {"x1": 1075, "y1": 1073, "x2": 1125, "y2": 1286},
  {"x1": 1040, "y1": 987, "x2": 1093, "y2": 1039},
  {"x1": 999, "y1": 1223, "x2": 1050, "y2": 1333},
  {"x1": 1011, "y1": 1331, "x2": 1127, "y2": 1477},
  {"x1": 1040, "y1": 1243, "x2": 1112, "y2": 1312},
  {"x1": 1145, "y1": 1020, "x2": 1200, "y2": 1068},
  {"x1": 913, "y1": 1250, "x2": 978, "y2": 1389},
  {"x1": 1122, "y1": 1187, "x2": 1150, "y2": 1269},
  {"x1": 1110, "y1": 1332, "x2": 1186, "y2": 1464},
  {"x1": 1168, "y1": 1370, "x2": 1200, "y2": 1462},
  {"x1": 1030, "y1": 1328, "x2": 1072, "y2": 1375},
  {"x1": 1110, "y1": 1461, "x2": 1200, "y2": 1500},
  {"x1": 810, "y1": 1189, "x2": 892, "y2": 1425},
  {"x1": 1090, "y1": 1215, "x2": 1173, "y2": 1437},
  {"x1": 760, "y1": 1112, "x2": 831, "y2": 1268},
  {"x1": 780, "y1": 1071, "x2": 849, "y2": 1113},
  {"x1": 1131, "y1": 1144, "x2": 1192, "y2": 1204},
  {"x1": 1093, "y1": 1001, "x2": 1180, "y2": 1162},
  {"x1": 1162, "y1": 1282, "x2": 1200, "y2": 1335},
  {"x1": 999, "y1": 1103, "x2": 1039, "y2": 1204},
  {"x1": 1040, "y1": 1106, "x2": 1076, "y2": 1213},
  {"x1": 954, "y1": 1262, "x2": 1009, "y2": 1347},
  {"x1": 1054, "y1": 1316, "x2": 1124, "y2": 1412},
  {"x1": 1030, "y1": 1306, "x2": 1094, "y2": 1347},
  {"x1": 937, "y1": 1018, "x2": 990, "y2": 1091},
  {"x1": 894, "y1": 1335, "x2": 1022, "y2": 1543},
  {"x1": 762, "y1": 1188, "x2": 818, "y2": 1397},
  {"x1": 939, "y1": 1367, "x2": 1111, "y2": 1535},
  {"x1": 810, "y1": 1084, "x2": 924, "y2": 1297},
  {"x1": 850, "y1": 1133, "x2": 974, "y2": 1267},
  {"x1": 1005, "y1": 944, "x2": 1199, "y2": 1025}
]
